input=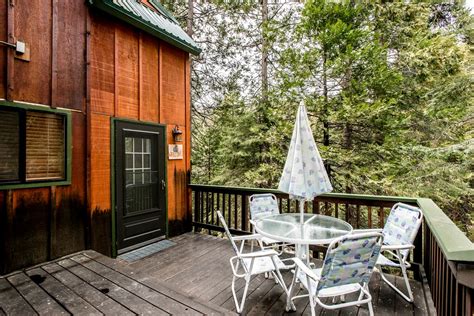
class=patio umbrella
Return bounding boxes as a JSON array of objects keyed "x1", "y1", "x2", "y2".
[{"x1": 278, "y1": 102, "x2": 333, "y2": 224}]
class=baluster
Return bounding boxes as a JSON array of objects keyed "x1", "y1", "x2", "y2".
[
  {"x1": 345, "y1": 203, "x2": 350, "y2": 223},
  {"x1": 194, "y1": 190, "x2": 200, "y2": 229},
  {"x1": 335, "y1": 203, "x2": 339, "y2": 218},
  {"x1": 242, "y1": 194, "x2": 248, "y2": 232},
  {"x1": 367, "y1": 206, "x2": 372, "y2": 228},
  {"x1": 227, "y1": 194, "x2": 231, "y2": 228},
  {"x1": 234, "y1": 194, "x2": 238, "y2": 230},
  {"x1": 211, "y1": 192, "x2": 215, "y2": 226},
  {"x1": 221, "y1": 192, "x2": 225, "y2": 222},
  {"x1": 356, "y1": 205, "x2": 360, "y2": 228},
  {"x1": 378, "y1": 206, "x2": 384, "y2": 227}
]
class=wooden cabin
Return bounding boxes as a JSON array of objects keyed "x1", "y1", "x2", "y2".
[{"x1": 0, "y1": 0, "x2": 200, "y2": 274}]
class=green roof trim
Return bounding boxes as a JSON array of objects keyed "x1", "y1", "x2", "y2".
[{"x1": 88, "y1": 0, "x2": 201, "y2": 55}]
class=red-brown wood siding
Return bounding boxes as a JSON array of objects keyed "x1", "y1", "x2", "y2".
[
  {"x1": 12, "y1": 0, "x2": 52, "y2": 104},
  {"x1": 0, "y1": 2, "x2": 192, "y2": 274},
  {"x1": 53, "y1": 0, "x2": 86, "y2": 110},
  {"x1": 0, "y1": 0, "x2": 7, "y2": 99},
  {"x1": 0, "y1": 0, "x2": 89, "y2": 274},
  {"x1": 88, "y1": 13, "x2": 191, "y2": 233},
  {"x1": 140, "y1": 33, "x2": 159, "y2": 122}
]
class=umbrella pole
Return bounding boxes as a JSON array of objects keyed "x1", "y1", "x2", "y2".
[{"x1": 299, "y1": 200, "x2": 305, "y2": 224}]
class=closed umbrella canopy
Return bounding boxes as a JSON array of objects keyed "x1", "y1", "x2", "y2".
[{"x1": 278, "y1": 103, "x2": 333, "y2": 211}]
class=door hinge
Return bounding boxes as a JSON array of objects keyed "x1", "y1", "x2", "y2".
[{"x1": 161, "y1": 179, "x2": 166, "y2": 190}]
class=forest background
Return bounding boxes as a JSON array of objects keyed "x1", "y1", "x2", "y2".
[{"x1": 161, "y1": 0, "x2": 473, "y2": 238}]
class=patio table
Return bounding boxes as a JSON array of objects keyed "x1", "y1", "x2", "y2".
[{"x1": 254, "y1": 213, "x2": 353, "y2": 263}]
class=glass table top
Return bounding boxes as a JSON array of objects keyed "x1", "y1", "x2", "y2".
[{"x1": 254, "y1": 213, "x2": 353, "y2": 245}]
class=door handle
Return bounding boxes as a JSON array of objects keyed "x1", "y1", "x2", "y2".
[{"x1": 161, "y1": 179, "x2": 166, "y2": 190}]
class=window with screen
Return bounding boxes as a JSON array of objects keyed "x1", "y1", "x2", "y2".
[{"x1": 0, "y1": 107, "x2": 68, "y2": 185}]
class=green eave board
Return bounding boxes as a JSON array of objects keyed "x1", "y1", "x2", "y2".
[{"x1": 88, "y1": 0, "x2": 201, "y2": 55}]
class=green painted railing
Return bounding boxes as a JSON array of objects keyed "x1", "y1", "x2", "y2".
[{"x1": 190, "y1": 184, "x2": 474, "y2": 316}]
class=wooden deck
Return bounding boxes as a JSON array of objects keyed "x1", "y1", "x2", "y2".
[{"x1": 0, "y1": 233, "x2": 430, "y2": 315}]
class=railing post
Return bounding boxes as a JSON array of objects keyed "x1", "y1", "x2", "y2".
[
  {"x1": 413, "y1": 226, "x2": 423, "y2": 281},
  {"x1": 193, "y1": 189, "x2": 201, "y2": 232}
]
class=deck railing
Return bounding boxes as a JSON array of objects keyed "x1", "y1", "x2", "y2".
[{"x1": 190, "y1": 184, "x2": 474, "y2": 316}]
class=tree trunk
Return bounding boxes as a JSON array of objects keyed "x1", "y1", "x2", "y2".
[
  {"x1": 261, "y1": 0, "x2": 268, "y2": 103},
  {"x1": 187, "y1": 0, "x2": 194, "y2": 36},
  {"x1": 322, "y1": 50, "x2": 330, "y2": 147}
]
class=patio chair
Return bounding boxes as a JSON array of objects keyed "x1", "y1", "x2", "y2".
[
  {"x1": 217, "y1": 211, "x2": 293, "y2": 313},
  {"x1": 354, "y1": 202, "x2": 423, "y2": 302},
  {"x1": 249, "y1": 193, "x2": 291, "y2": 252},
  {"x1": 288, "y1": 232, "x2": 383, "y2": 316}
]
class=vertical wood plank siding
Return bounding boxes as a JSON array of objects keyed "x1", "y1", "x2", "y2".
[{"x1": 0, "y1": 1, "x2": 192, "y2": 274}]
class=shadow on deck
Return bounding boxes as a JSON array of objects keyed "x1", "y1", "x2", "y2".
[{"x1": 0, "y1": 233, "x2": 430, "y2": 315}]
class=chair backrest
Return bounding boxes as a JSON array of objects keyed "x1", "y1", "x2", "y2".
[
  {"x1": 382, "y1": 202, "x2": 423, "y2": 258},
  {"x1": 317, "y1": 232, "x2": 383, "y2": 291},
  {"x1": 217, "y1": 211, "x2": 240, "y2": 256},
  {"x1": 249, "y1": 193, "x2": 280, "y2": 221}
]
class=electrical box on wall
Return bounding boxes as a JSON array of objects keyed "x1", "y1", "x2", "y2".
[{"x1": 15, "y1": 40, "x2": 30, "y2": 62}]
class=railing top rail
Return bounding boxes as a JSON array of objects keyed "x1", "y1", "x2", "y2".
[
  {"x1": 190, "y1": 183, "x2": 474, "y2": 263},
  {"x1": 417, "y1": 198, "x2": 474, "y2": 262},
  {"x1": 189, "y1": 184, "x2": 417, "y2": 203}
]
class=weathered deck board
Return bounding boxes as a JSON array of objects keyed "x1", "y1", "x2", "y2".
[
  {"x1": 0, "y1": 278, "x2": 36, "y2": 316},
  {"x1": 143, "y1": 233, "x2": 429, "y2": 316},
  {"x1": 70, "y1": 254, "x2": 201, "y2": 316},
  {"x1": 58, "y1": 258, "x2": 169, "y2": 315},
  {"x1": 7, "y1": 272, "x2": 67, "y2": 315},
  {"x1": 83, "y1": 250, "x2": 232, "y2": 316},
  {"x1": 41, "y1": 262, "x2": 134, "y2": 315},
  {"x1": 25, "y1": 267, "x2": 101, "y2": 315},
  {"x1": 0, "y1": 233, "x2": 430, "y2": 316}
]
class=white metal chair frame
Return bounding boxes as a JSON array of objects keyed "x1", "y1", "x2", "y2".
[
  {"x1": 354, "y1": 202, "x2": 423, "y2": 303},
  {"x1": 288, "y1": 232, "x2": 384, "y2": 316},
  {"x1": 217, "y1": 211, "x2": 294, "y2": 313}
]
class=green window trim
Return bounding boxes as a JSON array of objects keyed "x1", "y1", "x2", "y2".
[{"x1": 0, "y1": 100, "x2": 72, "y2": 190}]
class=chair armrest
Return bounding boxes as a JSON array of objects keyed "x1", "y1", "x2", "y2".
[
  {"x1": 352, "y1": 228, "x2": 383, "y2": 233},
  {"x1": 239, "y1": 249, "x2": 278, "y2": 259},
  {"x1": 382, "y1": 244, "x2": 414, "y2": 251},
  {"x1": 233, "y1": 234, "x2": 262, "y2": 241},
  {"x1": 291, "y1": 257, "x2": 320, "y2": 282}
]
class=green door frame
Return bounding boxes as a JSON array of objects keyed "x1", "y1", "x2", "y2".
[{"x1": 110, "y1": 118, "x2": 168, "y2": 257}]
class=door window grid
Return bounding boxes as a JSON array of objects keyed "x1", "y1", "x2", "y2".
[{"x1": 125, "y1": 137, "x2": 152, "y2": 185}]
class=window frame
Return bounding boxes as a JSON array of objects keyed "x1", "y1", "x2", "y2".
[{"x1": 0, "y1": 100, "x2": 72, "y2": 189}]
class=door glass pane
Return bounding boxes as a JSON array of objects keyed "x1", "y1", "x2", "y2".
[
  {"x1": 134, "y1": 138, "x2": 142, "y2": 152},
  {"x1": 144, "y1": 154, "x2": 150, "y2": 168},
  {"x1": 124, "y1": 135, "x2": 158, "y2": 214},
  {"x1": 125, "y1": 138, "x2": 133, "y2": 153},
  {"x1": 134, "y1": 154, "x2": 142, "y2": 169}
]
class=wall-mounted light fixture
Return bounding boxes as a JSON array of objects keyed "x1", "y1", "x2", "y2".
[{"x1": 172, "y1": 125, "x2": 183, "y2": 142}]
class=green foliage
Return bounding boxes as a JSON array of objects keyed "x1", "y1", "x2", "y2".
[{"x1": 167, "y1": 1, "x2": 473, "y2": 237}]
